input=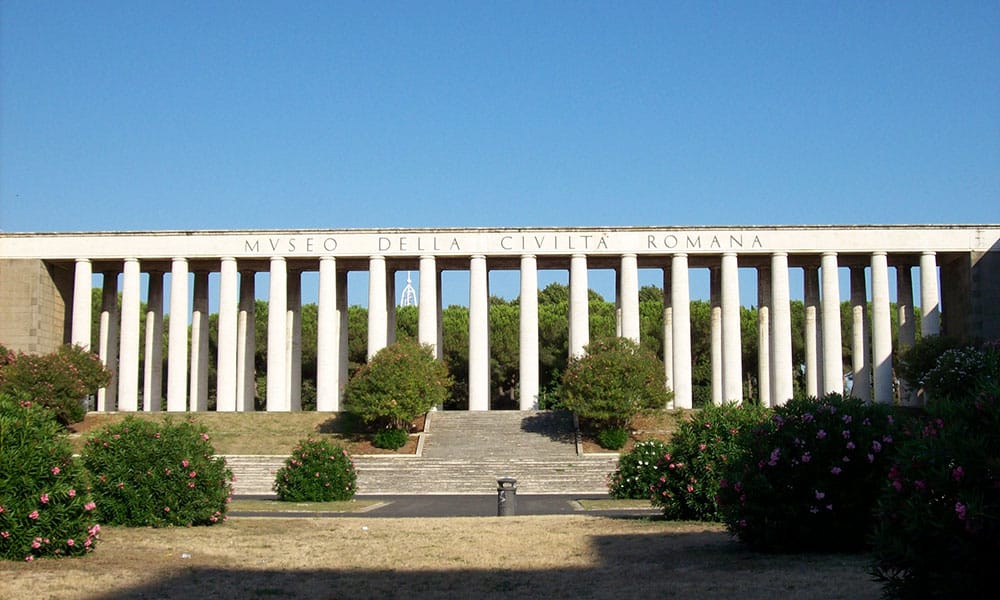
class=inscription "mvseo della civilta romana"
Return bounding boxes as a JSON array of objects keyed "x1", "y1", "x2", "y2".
[{"x1": 242, "y1": 231, "x2": 764, "y2": 255}]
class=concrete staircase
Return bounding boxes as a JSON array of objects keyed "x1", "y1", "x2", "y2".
[{"x1": 225, "y1": 410, "x2": 619, "y2": 496}]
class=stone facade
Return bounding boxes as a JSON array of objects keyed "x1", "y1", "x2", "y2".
[{"x1": 1, "y1": 225, "x2": 998, "y2": 412}]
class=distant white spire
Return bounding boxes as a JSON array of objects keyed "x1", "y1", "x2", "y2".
[{"x1": 400, "y1": 271, "x2": 418, "y2": 306}]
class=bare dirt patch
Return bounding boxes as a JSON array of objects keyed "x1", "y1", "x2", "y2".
[
  {"x1": 579, "y1": 409, "x2": 690, "y2": 454},
  {"x1": 0, "y1": 516, "x2": 881, "y2": 599}
]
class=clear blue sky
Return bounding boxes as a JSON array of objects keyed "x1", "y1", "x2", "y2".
[{"x1": 2, "y1": 1, "x2": 998, "y2": 305}]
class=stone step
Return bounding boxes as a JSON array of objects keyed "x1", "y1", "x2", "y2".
[{"x1": 225, "y1": 410, "x2": 618, "y2": 496}]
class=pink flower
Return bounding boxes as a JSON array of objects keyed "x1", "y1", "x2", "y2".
[
  {"x1": 67, "y1": 539, "x2": 75, "y2": 547},
  {"x1": 830, "y1": 467, "x2": 842, "y2": 475},
  {"x1": 84, "y1": 502, "x2": 96, "y2": 511},
  {"x1": 815, "y1": 490, "x2": 825, "y2": 500},
  {"x1": 801, "y1": 452, "x2": 811, "y2": 463},
  {"x1": 686, "y1": 485, "x2": 694, "y2": 492},
  {"x1": 698, "y1": 444, "x2": 707, "y2": 451},
  {"x1": 952, "y1": 466, "x2": 965, "y2": 481},
  {"x1": 24, "y1": 555, "x2": 34, "y2": 562},
  {"x1": 31, "y1": 538, "x2": 41, "y2": 549},
  {"x1": 0, "y1": 505, "x2": 5, "y2": 514},
  {"x1": 955, "y1": 502, "x2": 967, "y2": 520},
  {"x1": 28, "y1": 510, "x2": 39, "y2": 520},
  {"x1": 189, "y1": 471, "x2": 197, "y2": 478},
  {"x1": 68, "y1": 489, "x2": 76, "y2": 498},
  {"x1": 39, "y1": 493, "x2": 49, "y2": 504},
  {"x1": 202, "y1": 433, "x2": 210, "y2": 441},
  {"x1": 0, "y1": 531, "x2": 8, "y2": 539},
  {"x1": 51, "y1": 466, "x2": 61, "y2": 475},
  {"x1": 164, "y1": 506, "x2": 170, "y2": 512},
  {"x1": 188, "y1": 482, "x2": 196, "y2": 489},
  {"x1": 816, "y1": 429, "x2": 827, "y2": 440},
  {"x1": 182, "y1": 460, "x2": 189, "y2": 468}
]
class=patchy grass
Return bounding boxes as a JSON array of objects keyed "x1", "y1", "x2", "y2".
[
  {"x1": 68, "y1": 412, "x2": 424, "y2": 456},
  {"x1": 0, "y1": 516, "x2": 881, "y2": 599},
  {"x1": 229, "y1": 499, "x2": 382, "y2": 513},
  {"x1": 575, "y1": 498, "x2": 657, "y2": 511}
]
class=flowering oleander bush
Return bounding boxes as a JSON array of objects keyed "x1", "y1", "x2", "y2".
[
  {"x1": 81, "y1": 417, "x2": 232, "y2": 527},
  {"x1": 560, "y1": 337, "x2": 672, "y2": 431},
  {"x1": 651, "y1": 403, "x2": 771, "y2": 521},
  {"x1": 343, "y1": 339, "x2": 452, "y2": 431},
  {"x1": 273, "y1": 438, "x2": 357, "y2": 502},
  {"x1": 0, "y1": 394, "x2": 101, "y2": 561},
  {"x1": 608, "y1": 440, "x2": 670, "y2": 499},
  {"x1": 719, "y1": 394, "x2": 900, "y2": 551},
  {"x1": 0, "y1": 344, "x2": 109, "y2": 425},
  {"x1": 871, "y1": 343, "x2": 999, "y2": 599}
]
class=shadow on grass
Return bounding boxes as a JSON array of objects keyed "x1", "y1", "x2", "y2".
[{"x1": 89, "y1": 529, "x2": 881, "y2": 600}]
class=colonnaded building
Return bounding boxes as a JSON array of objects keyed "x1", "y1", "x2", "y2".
[{"x1": 1, "y1": 226, "x2": 999, "y2": 413}]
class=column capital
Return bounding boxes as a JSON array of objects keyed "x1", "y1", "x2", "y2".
[
  {"x1": 921, "y1": 250, "x2": 937, "y2": 257},
  {"x1": 822, "y1": 250, "x2": 838, "y2": 257}
]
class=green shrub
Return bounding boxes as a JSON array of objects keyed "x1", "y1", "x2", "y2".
[
  {"x1": 0, "y1": 394, "x2": 101, "y2": 561},
  {"x1": 372, "y1": 428, "x2": 409, "y2": 450},
  {"x1": 651, "y1": 403, "x2": 771, "y2": 521},
  {"x1": 560, "y1": 337, "x2": 672, "y2": 430},
  {"x1": 897, "y1": 335, "x2": 964, "y2": 393},
  {"x1": 81, "y1": 417, "x2": 232, "y2": 527},
  {"x1": 609, "y1": 439, "x2": 670, "y2": 499},
  {"x1": 0, "y1": 344, "x2": 109, "y2": 425},
  {"x1": 343, "y1": 339, "x2": 452, "y2": 430},
  {"x1": 273, "y1": 438, "x2": 357, "y2": 502},
  {"x1": 596, "y1": 427, "x2": 629, "y2": 450},
  {"x1": 871, "y1": 344, "x2": 999, "y2": 599},
  {"x1": 718, "y1": 394, "x2": 900, "y2": 552}
]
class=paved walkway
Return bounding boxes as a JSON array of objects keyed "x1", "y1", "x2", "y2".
[{"x1": 231, "y1": 494, "x2": 659, "y2": 519}]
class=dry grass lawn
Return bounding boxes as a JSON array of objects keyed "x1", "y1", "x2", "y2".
[{"x1": 0, "y1": 516, "x2": 881, "y2": 599}]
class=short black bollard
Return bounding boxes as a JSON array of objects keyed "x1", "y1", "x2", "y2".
[{"x1": 497, "y1": 477, "x2": 517, "y2": 516}]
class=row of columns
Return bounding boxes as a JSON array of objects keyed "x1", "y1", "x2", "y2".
[{"x1": 68, "y1": 250, "x2": 942, "y2": 413}]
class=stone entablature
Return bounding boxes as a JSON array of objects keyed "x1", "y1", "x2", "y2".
[{"x1": 2, "y1": 225, "x2": 999, "y2": 260}]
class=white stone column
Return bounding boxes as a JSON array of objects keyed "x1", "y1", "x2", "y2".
[
  {"x1": 71, "y1": 259, "x2": 92, "y2": 350},
  {"x1": 821, "y1": 253, "x2": 844, "y2": 395},
  {"x1": 896, "y1": 265, "x2": 916, "y2": 405},
  {"x1": 117, "y1": 259, "x2": 141, "y2": 412},
  {"x1": 317, "y1": 256, "x2": 339, "y2": 411},
  {"x1": 236, "y1": 271, "x2": 256, "y2": 412},
  {"x1": 804, "y1": 266, "x2": 821, "y2": 398},
  {"x1": 387, "y1": 270, "x2": 397, "y2": 346},
  {"x1": 710, "y1": 267, "x2": 722, "y2": 405},
  {"x1": 267, "y1": 257, "x2": 288, "y2": 411},
  {"x1": 569, "y1": 254, "x2": 589, "y2": 358},
  {"x1": 166, "y1": 259, "x2": 188, "y2": 412},
  {"x1": 662, "y1": 267, "x2": 673, "y2": 395},
  {"x1": 871, "y1": 252, "x2": 894, "y2": 404},
  {"x1": 286, "y1": 270, "x2": 302, "y2": 411},
  {"x1": 757, "y1": 265, "x2": 771, "y2": 406},
  {"x1": 519, "y1": 255, "x2": 539, "y2": 410},
  {"x1": 143, "y1": 271, "x2": 164, "y2": 412},
  {"x1": 337, "y1": 269, "x2": 350, "y2": 393},
  {"x1": 920, "y1": 252, "x2": 941, "y2": 336},
  {"x1": 620, "y1": 254, "x2": 640, "y2": 342},
  {"x1": 849, "y1": 266, "x2": 871, "y2": 402},
  {"x1": 435, "y1": 271, "x2": 444, "y2": 359},
  {"x1": 721, "y1": 253, "x2": 743, "y2": 404},
  {"x1": 97, "y1": 271, "x2": 119, "y2": 412},
  {"x1": 671, "y1": 255, "x2": 692, "y2": 409},
  {"x1": 770, "y1": 254, "x2": 793, "y2": 406},
  {"x1": 215, "y1": 258, "x2": 238, "y2": 412},
  {"x1": 367, "y1": 256, "x2": 388, "y2": 360},
  {"x1": 897, "y1": 266, "x2": 916, "y2": 349},
  {"x1": 469, "y1": 255, "x2": 490, "y2": 411},
  {"x1": 189, "y1": 271, "x2": 210, "y2": 412},
  {"x1": 418, "y1": 256, "x2": 438, "y2": 354}
]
